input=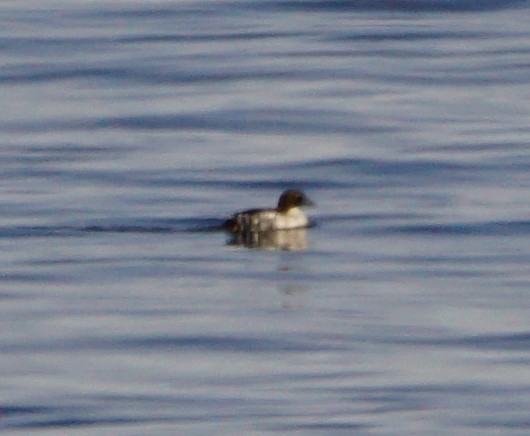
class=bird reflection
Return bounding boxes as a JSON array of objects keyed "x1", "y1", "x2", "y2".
[{"x1": 227, "y1": 228, "x2": 308, "y2": 251}]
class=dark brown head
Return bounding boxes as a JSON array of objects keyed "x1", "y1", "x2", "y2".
[{"x1": 277, "y1": 189, "x2": 314, "y2": 212}]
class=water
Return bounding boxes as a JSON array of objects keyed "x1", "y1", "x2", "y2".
[{"x1": 2, "y1": 0, "x2": 530, "y2": 434}]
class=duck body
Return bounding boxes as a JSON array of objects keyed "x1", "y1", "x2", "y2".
[
  {"x1": 226, "y1": 206, "x2": 308, "y2": 233},
  {"x1": 224, "y1": 190, "x2": 314, "y2": 233}
]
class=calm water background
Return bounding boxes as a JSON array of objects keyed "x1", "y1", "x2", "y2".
[{"x1": 2, "y1": 0, "x2": 530, "y2": 434}]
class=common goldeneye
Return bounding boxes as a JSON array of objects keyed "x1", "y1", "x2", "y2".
[{"x1": 224, "y1": 189, "x2": 314, "y2": 233}]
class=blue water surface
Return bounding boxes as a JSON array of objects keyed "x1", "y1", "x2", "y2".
[{"x1": 1, "y1": 0, "x2": 530, "y2": 434}]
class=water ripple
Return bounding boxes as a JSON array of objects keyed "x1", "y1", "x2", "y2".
[
  {"x1": 0, "y1": 218, "x2": 224, "y2": 238},
  {"x1": 0, "y1": 334, "x2": 338, "y2": 354},
  {"x1": 379, "y1": 220, "x2": 530, "y2": 236},
  {"x1": 0, "y1": 110, "x2": 396, "y2": 134},
  {"x1": 252, "y1": 0, "x2": 529, "y2": 12},
  {"x1": 392, "y1": 332, "x2": 530, "y2": 351}
]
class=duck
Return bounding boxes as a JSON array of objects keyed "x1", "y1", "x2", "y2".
[{"x1": 224, "y1": 189, "x2": 314, "y2": 233}]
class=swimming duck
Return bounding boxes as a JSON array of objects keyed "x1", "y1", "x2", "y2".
[{"x1": 224, "y1": 189, "x2": 314, "y2": 233}]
